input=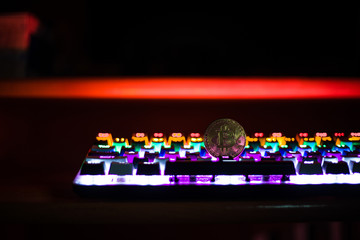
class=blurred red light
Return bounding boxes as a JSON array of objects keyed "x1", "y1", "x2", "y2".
[{"x1": 1, "y1": 78, "x2": 360, "y2": 99}]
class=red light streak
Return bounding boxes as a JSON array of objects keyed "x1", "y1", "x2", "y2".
[{"x1": 0, "y1": 77, "x2": 359, "y2": 99}]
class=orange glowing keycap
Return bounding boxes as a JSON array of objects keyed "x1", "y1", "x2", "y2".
[
  {"x1": 172, "y1": 133, "x2": 182, "y2": 137},
  {"x1": 272, "y1": 132, "x2": 282, "y2": 138},
  {"x1": 98, "y1": 133, "x2": 110, "y2": 138},
  {"x1": 96, "y1": 132, "x2": 113, "y2": 146},
  {"x1": 316, "y1": 132, "x2": 327, "y2": 137},
  {"x1": 135, "y1": 133, "x2": 145, "y2": 138}
]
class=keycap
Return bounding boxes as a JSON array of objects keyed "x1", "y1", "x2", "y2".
[
  {"x1": 302, "y1": 140, "x2": 317, "y2": 151},
  {"x1": 318, "y1": 145, "x2": 332, "y2": 156},
  {"x1": 132, "y1": 142, "x2": 146, "y2": 152},
  {"x1": 285, "y1": 151, "x2": 302, "y2": 161},
  {"x1": 334, "y1": 145, "x2": 351, "y2": 155},
  {"x1": 279, "y1": 145, "x2": 292, "y2": 156},
  {"x1": 243, "y1": 145, "x2": 254, "y2": 153},
  {"x1": 297, "y1": 145, "x2": 312, "y2": 156},
  {"x1": 131, "y1": 133, "x2": 149, "y2": 151},
  {"x1": 247, "y1": 141, "x2": 260, "y2": 151},
  {"x1": 168, "y1": 133, "x2": 186, "y2": 151},
  {"x1": 320, "y1": 139, "x2": 335, "y2": 150},
  {"x1": 159, "y1": 147, "x2": 175, "y2": 158},
  {"x1": 120, "y1": 147, "x2": 136, "y2": 156},
  {"x1": 180, "y1": 147, "x2": 194, "y2": 158},
  {"x1": 258, "y1": 146, "x2": 273, "y2": 156},
  {"x1": 264, "y1": 137, "x2": 279, "y2": 151},
  {"x1": 87, "y1": 151, "x2": 120, "y2": 157},
  {"x1": 285, "y1": 138, "x2": 298, "y2": 151},
  {"x1": 234, "y1": 161, "x2": 296, "y2": 176},
  {"x1": 133, "y1": 157, "x2": 149, "y2": 169},
  {"x1": 265, "y1": 152, "x2": 282, "y2": 161},
  {"x1": 246, "y1": 151, "x2": 262, "y2": 161},
  {"x1": 325, "y1": 151, "x2": 342, "y2": 161},
  {"x1": 261, "y1": 157, "x2": 277, "y2": 161},
  {"x1": 96, "y1": 133, "x2": 114, "y2": 146},
  {"x1": 283, "y1": 156, "x2": 297, "y2": 165},
  {"x1": 240, "y1": 156, "x2": 255, "y2": 162},
  {"x1": 144, "y1": 152, "x2": 159, "y2": 162},
  {"x1": 86, "y1": 156, "x2": 127, "y2": 162},
  {"x1": 297, "y1": 158, "x2": 323, "y2": 175},
  {"x1": 108, "y1": 162, "x2": 133, "y2": 175},
  {"x1": 80, "y1": 162, "x2": 105, "y2": 175},
  {"x1": 122, "y1": 151, "x2": 138, "y2": 163},
  {"x1": 200, "y1": 147, "x2": 208, "y2": 157},
  {"x1": 91, "y1": 145, "x2": 115, "y2": 152},
  {"x1": 176, "y1": 157, "x2": 192, "y2": 161},
  {"x1": 324, "y1": 162, "x2": 350, "y2": 174},
  {"x1": 304, "y1": 151, "x2": 322, "y2": 162},
  {"x1": 154, "y1": 158, "x2": 168, "y2": 173},
  {"x1": 197, "y1": 157, "x2": 212, "y2": 161},
  {"x1": 220, "y1": 156, "x2": 234, "y2": 162},
  {"x1": 350, "y1": 161, "x2": 360, "y2": 173},
  {"x1": 186, "y1": 152, "x2": 201, "y2": 161},
  {"x1": 165, "y1": 161, "x2": 215, "y2": 175},
  {"x1": 140, "y1": 146, "x2": 155, "y2": 153},
  {"x1": 322, "y1": 156, "x2": 339, "y2": 165},
  {"x1": 137, "y1": 163, "x2": 160, "y2": 175},
  {"x1": 86, "y1": 156, "x2": 128, "y2": 174},
  {"x1": 343, "y1": 151, "x2": 360, "y2": 158},
  {"x1": 165, "y1": 151, "x2": 179, "y2": 161}
]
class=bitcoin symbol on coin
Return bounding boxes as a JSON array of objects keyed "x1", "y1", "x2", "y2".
[
  {"x1": 204, "y1": 119, "x2": 246, "y2": 158},
  {"x1": 217, "y1": 125, "x2": 236, "y2": 153}
]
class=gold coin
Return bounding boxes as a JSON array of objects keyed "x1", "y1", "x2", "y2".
[{"x1": 204, "y1": 118, "x2": 246, "y2": 158}]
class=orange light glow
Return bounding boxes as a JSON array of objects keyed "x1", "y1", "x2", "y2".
[
  {"x1": 272, "y1": 132, "x2": 282, "y2": 138},
  {"x1": 135, "y1": 133, "x2": 145, "y2": 138},
  {"x1": 168, "y1": 134, "x2": 186, "y2": 146},
  {"x1": 132, "y1": 134, "x2": 149, "y2": 146},
  {"x1": 1, "y1": 77, "x2": 360, "y2": 99},
  {"x1": 96, "y1": 132, "x2": 113, "y2": 146}
]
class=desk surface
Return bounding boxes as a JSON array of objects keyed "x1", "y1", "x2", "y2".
[{"x1": 1, "y1": 96, "x2": 360, "y2": 226}]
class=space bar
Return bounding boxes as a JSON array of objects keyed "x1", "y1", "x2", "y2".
[{"x1": 164, "y1": 161, "x2": 296, "y2": 175}]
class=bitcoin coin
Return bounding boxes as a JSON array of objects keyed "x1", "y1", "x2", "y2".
[{"x1": 204, "y1": 118, "x2": 246, "y2": 158}]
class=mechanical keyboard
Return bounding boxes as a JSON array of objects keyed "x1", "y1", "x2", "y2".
[{"x1": 73, "y1": 131, "x2": 360, "y2": 198}]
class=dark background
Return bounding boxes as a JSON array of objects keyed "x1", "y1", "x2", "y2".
[
  {"x1": 1, "y1": 2, "x2": 359, "y2": 77},
  {"x1": 1, "y1": 3, "x2": 360, "y2": 239}
]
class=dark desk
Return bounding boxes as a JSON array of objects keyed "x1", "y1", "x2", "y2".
[{"x1": 1, "y1": 84, "x2": 360, "y2": 238}]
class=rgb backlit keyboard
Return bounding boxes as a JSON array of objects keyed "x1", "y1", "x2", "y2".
[{"x1": 73, "y1": 131, "x2": 360, "y2": 198}]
